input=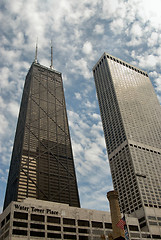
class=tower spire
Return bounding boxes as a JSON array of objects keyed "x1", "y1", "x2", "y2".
[
  {"x1": 34, "y1": 38, "x2": 38, "y2": 63},
  {"x1": 50, "y1": 40, "x2": 54, "y2": 69}
]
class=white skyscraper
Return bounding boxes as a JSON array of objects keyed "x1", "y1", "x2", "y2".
[{"x1": 93, "y1": 53, "x2": 161, "y2": 235}]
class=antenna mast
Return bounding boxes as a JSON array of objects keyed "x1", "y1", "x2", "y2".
[
  {"x1": 50, "y1": 40, "x2": 54, "y2": 69},
  {"x1": 34, "y1": 38, "x2": 38, "y2": 63}
]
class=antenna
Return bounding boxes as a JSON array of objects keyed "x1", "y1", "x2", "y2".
[
  {"x1": 34, "y1": 38, "x2": 38, "y2": 63},
  {"x1": 50, "y1": 40, "x2": 54, "y2": 69}
]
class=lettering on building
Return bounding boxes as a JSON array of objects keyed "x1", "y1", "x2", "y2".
[{"x1": 14, "y1": 204, "x2": 59, "y2": 215}]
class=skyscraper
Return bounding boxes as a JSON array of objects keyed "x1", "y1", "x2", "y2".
[
  {"x1": 3, "y1": 50, "x2": 80, "y2": 210},
  {"x1": 1, "y1": 51, "x2": 161, "y2": 240},
  {"x1": 93, "y1": 53, "x2": 161, "y2": 219}
]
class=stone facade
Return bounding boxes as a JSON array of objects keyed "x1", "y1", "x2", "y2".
[
  {"x1": 1, "y1": 198, "x2": 161, "y2": 240},
  {"x1": 93, "y1": 53, "x2": 161, "y2": 238}
]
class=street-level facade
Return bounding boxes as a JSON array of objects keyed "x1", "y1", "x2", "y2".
[{"x1": 1, "y1": 198, "x2": 160, "y2": 240}]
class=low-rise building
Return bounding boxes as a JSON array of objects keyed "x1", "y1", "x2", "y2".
[{"x1": 1, "y1": 198, "x2": 161, "y2": 239}]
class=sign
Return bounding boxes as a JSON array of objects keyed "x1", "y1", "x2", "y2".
[{"x1": 14, "y1": 204, "x2": 59, "y2": 215}]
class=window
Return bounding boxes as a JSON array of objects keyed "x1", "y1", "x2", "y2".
[
  {"x1": 63, "y1": 218, "x2": 75, "y2": 226},
  {"x1": 1, "y1": 219, "x2": 5, "y2": 228},
  {"x1": 78, "y1": 228, "x2": 89, "y2": 233},
  {"x1": 140, "y1": 222, "x2": 146, "y2": 228},
  {"x1": 149, "y1": 221, "x2": 157, "y2": 225},
  {"x1": 138, "y1": 216, "x2": 145, "y2": 223},
  {"x1": 64, "y1": 234, "x2": 76, "y2": 239},
  {"x1": 14, "y1": 211, "x2": 28, "y2": 220},
  {"x1": 92, "y1": 221, "x2": 103, "y2": 228},
  {"x1": 129, "y1": 225, "x2": 139, "y2": 231},
  {"x1": 31, "y1": 214, "x2": 44, "y2": 222},
  {"x1": 30, "y1": 223, "x2": 45, "y2": 229},
  {"x1": 13, "y1": 221, "x2": 28, "y2": 228},
  {"x1": 12, "y1": 229, "x2": 27, "y2": 236},
  {"x1": 6, "y1": 213, "x2": 10, "y2": 222},
  {"x1": 105, "y1": 223, "x2": 112, "y2": 229},
  {"x1": 130, "y1": 232, "x2": 140, "y2": 237},
  {"x1": 47, "y1": 216, "x2": 60, "y2": 224},
  {"x1": 4, "y1": 230, "x2": 9, "y2": 238},
  {"x1": 30, "y1": 231, "x2": 45, "y2": 237},
  {"x1": 47, "y1": 233, "x2": 61, "y2": 239},
  {"x1": 78, "y1": 220, "x2": 89, "y2": 227},
  {"x1": 47, "y1": 225, "x2": 61, "y2": 231},
  {"x1": 152, "y1": 234, "x2": 161, "y2": 239},
  {"x1": 63, "y1": 227, "x2": 76, "y2": 233},
  {"x1": 79, "y1": 236, "x2": 89, "y2": 240},
  {"x1": 148, "y1": 216, "x2": 156, "y2": 220}
]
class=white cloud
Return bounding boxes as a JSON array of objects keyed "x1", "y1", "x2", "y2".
[
  {"x1": 0, "y1": 67, "x2": 10, "y2": 88},
  {"x1": 1, "y1": 153, "x2": 11, "y2": 165},
  {"x1": 84, "y1": 100, "x2": 96, "y2": 109},
  {"x1": 84, "y1": 143, "x2": 105, "y2": 163},
  {"x1": 7, "y1": 102, "x2": 19, "y2": 118},
  {"x1": 72, "y1": 142, "x2": 84, "y2": 159},
  {"x1": 82, "y1": 41, "x2": 93, "y2": 55},
  {"x1": 149, "y1": 71, "x2": 158, "y2": 78},
  {"x1": 102, "y1": 0, "x2": 120, "y2": 19},
  {"x1": 154, "y1": 46, "x2": 161, "y2": 56},
  {"x1": 0, "y1": 176, "x2": 7, "y2": 183},
  {"x1": 70, "y1": 58, "x2": 92, "y2": 79},
  {"x1": 7, "y1": 0, "x2": 24, "y2": 13},
  {"x1": 148, "y1": 32, "x2": 159, "y2": 47},
  {"x1": 79, "y1": 183, "x2": 112, "y2": 211},
  {"x1": 137, "y1": 54, "x2": 159, "y2": 69},
  {"x1": 0, "y1": 169, "x2": 4, "y2": 175},
  {"x1": 154, "y1": 76, "x2": 161, "y2": 93},
  {"x1": 74, "y1": 29, "x2": 83, "y2": 39},
  {"x1": 0, "y1": 115, "x2": 8, "y2": 135},
  {"x1": 126, "y1": 22, "x2": 144, "y2": 47},
  {"x1": 110, "y1": 18, "x2": 124, "y2": 34},
  {"x1": 135, "y1": 0, "x2": 161, "y2": 29},
  {"x1": 90, "y1": 113, "x2": 101, "y2": 120},
  {"x1": 130, "y1": 22, "x2": 142, "y2": 37},
  {"x1": 156, "y1": 95, "x2": 161, "y2": 104},
  {"x1": 94, "y1": 24, "x2": 104, "y2": 34},
  {"x1": 0, "y1": 97, "x2": 6, "y2": 109},
  {"x1": 127, "y1": 37, "x2": 142, "y2": 47},
  {"x1": 75, "y1": 92, "x2": 82, "y2": 100}
]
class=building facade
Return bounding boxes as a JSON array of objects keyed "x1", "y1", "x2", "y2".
[
  {"x1": 1, "y1": 198, "x2": 160, "y2": 240},
  {"x1": 4, "y1": 62, "x2": 80, "y2": 210},
  {"x1": 93, "y1": 53, "x2": 161, "y2": 235}
]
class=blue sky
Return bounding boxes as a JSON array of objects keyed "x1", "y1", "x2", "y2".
[{"x1": 1, "y1": 0, "x2": 161, "y2": 213}]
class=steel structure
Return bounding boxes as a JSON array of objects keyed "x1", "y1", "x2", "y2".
[{"x1": 4, "y1": 62, "x2": 80, "y2": 209}]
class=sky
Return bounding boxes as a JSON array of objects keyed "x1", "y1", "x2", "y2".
[{"x1": 1, "y1": 0, "x2": 161, "y2": 213}]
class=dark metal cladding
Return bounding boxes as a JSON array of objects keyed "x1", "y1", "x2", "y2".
[{"x1": 4, "y1": 62, "x2": 80, "y2": 209}]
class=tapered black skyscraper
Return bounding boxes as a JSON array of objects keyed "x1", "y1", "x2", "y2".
[{"x1": 4, "y1": 48, "x2": 80, "y2": 209}]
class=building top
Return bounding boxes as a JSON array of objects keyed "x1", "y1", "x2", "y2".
[
  {"x1": 93, "y1": 52, "x2": 148, "y2": 77},
  {"x1": 34, "y1": 41, "x2": 55, "y2": 71},
  {"x1": 1, "y1": 198, "x2": 112, "y2": 223},
  {"x1": 31, "y1": 61, "x2": 62, "y2": 75}
]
